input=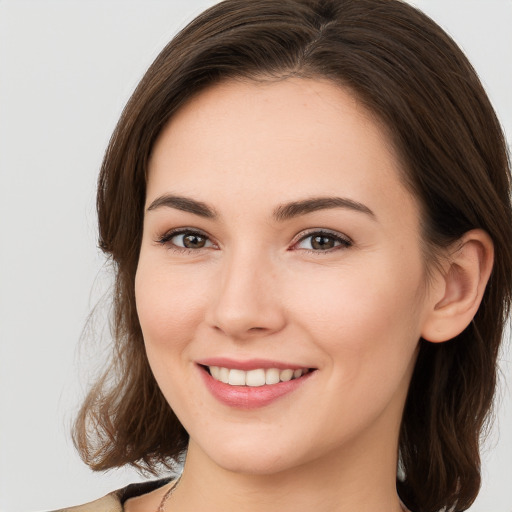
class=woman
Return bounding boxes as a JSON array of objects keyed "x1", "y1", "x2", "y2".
[{"x1": 57, "y1": 0, "x2": 512, "y2": 511}]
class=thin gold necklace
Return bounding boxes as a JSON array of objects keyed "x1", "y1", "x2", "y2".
[{"x1": 157, "y1": 475, "x2": 182, "y2": 512}]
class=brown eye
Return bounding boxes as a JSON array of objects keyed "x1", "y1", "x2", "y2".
[
  {"x1": 182, "y1": 233, "x2": 207, "y2": 248},
  {"x1": 295, "y1": 230, "x2": 352, "y2": 252},
  {"x1": 311, "y1": 235, "x2": 337, "y2": 250},
  {"x1": 158, "y1": 229, "x2": 214, "y2": 250}
]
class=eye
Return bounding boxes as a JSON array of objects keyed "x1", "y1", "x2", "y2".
[
  {"x1": 294, "y1": 230, "x2": 352, "y2": 252},
  {"x1": 157, "y1": 229, "x2": 214, "y2": 251}
]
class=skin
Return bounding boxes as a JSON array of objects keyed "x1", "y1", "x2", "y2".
[{"x1": 129, "y1": 78, "x2": 490, "y2": 512}]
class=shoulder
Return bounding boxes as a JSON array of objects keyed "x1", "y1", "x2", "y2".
[
  {"x1": 47, "y1": 493, "x2": 120, "y2": 512},
  {"x1": 47, "y1": 478, "x2": 172, "y2": 512}
]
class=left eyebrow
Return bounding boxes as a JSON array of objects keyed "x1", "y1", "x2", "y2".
[
  {"x1": 273, "y1": 196, "x2": 376, "y2": 221},
  {"x1": 146, "y1": 194, "x2": 217, "y2": 218}
]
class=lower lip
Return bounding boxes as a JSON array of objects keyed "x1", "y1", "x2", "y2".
[{"x1": 199, "y1": 366, "x2": 315, "y2": 409}]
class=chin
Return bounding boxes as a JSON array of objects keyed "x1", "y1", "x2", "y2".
[
  {"x1": 213, "y1": 452, "x2": 297, "y2": 476},
  {"x1": 194, "y1": 433, "x2": 308, "y2": 476}
]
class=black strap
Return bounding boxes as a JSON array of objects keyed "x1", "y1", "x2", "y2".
[{"x1": 116, "y1": 477, "x2": 174, "y2": 504}]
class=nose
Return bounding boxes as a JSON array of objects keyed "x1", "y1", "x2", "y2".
[{"x1": 206, "y1": 249, "x2": 287, "y2": 340}]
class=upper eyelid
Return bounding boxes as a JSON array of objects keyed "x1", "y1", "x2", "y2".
[
  {"x1": 156, "y1": 227, "x2": 352, "y2": 248},
  {"x1": 157, "y1": 227, "x2": 216, "y2": 245},
  {"x1": 292, "y1": 228, "x2": 352, "y2": 245},
  {"x1": 159, "y1": 226, "x2": 211, "y2": 238}
]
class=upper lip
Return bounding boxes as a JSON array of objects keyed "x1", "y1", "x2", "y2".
[{"x1": 196, "y1": 357, "x2": 314, "y2": 371}]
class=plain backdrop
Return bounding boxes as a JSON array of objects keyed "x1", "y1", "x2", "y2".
[{"x1": 0, "y1": 1, "x2": 511, "y2": 511}]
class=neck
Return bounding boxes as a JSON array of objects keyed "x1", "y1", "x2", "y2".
[{"x1": 169, "y1": 426, "x2": 404, "y2": 512}]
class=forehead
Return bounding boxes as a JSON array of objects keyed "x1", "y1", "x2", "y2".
[
  {"x1": 147, "y1": 78, "x2": 418, "y2": 228},
  {"x1": 151, "y1": 78, "x2": 389, "y2": 171}
]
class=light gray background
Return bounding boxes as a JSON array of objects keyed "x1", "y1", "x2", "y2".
[{"x1": 0, "y1": 1, "x2": 510, "y2": 511}]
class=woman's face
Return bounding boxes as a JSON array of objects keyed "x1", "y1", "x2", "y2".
[{"x1": 136, "y1": 78, "x2": 435, "y2": 475}]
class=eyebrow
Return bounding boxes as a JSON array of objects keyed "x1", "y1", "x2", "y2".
[
  {"x1": 273, "y1": 196, "x2": 376, "y2": 221},
  {"x1": 147, "y1": 194, "x2": 217, "y2": 218},
  {"x1": 146, "y1": 194, "x2": 375, "y2": 221}
]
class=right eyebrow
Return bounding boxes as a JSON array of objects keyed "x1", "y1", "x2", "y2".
[
  {"x1": 146, "y1": 194, "x2": 217, "y2": 218},
  {"x1": 272, "y1": 196, "x2": 376, "y2": 222}
]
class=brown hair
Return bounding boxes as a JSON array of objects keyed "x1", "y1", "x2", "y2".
[{"x1": 73, "y1": 1, "x2": 512, "y2": 510}]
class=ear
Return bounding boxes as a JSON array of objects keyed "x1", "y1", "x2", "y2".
[{"x1": 421, "y1": 229, "x2": 494, "y2": 343}]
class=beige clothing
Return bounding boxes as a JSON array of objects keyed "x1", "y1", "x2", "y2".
[{"x1": 48, "y1": 478, "x2": 172, "y2": 512}]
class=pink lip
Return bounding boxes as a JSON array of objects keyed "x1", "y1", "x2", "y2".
[
  {"x1": 196, "y1": 357, "x2": 310, "y2": 371},
  {"x1": 197, "y1": 364, "x2": 316, "y2": 409}
]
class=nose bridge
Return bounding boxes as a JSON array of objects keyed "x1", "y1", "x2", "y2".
[{"x1": 208, "y1": 245, "x2": 285, "y2": 338}]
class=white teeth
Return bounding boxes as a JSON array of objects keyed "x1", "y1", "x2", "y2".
[
  {"x1": 280, "y1": 369, "x2": 294, "y2": 382},
  {"x1": 265, "y1": 368, "x2": 280, "y2": 385},
  {"x1": 246, "y1": 369, "x2": 266, "y2": 387},
  {"x1": 228, "y1": 369, "x2": 246, "y2": 386},
  {"x1": 207, "y1": 366, "x2": 310, "y2": 386},
  {"x1": 219, "y1": 367, "x2": 229, "y2": 384}
]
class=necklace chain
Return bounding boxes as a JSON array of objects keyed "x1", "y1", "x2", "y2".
[{"x1": 157, "y1": 475, "x2": 182, "y2": 512}]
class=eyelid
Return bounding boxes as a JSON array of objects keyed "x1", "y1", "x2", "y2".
[
  {"x1": 291, "y1": 228, "x2": 353, "y2": 251},
  {"x1": 154, "y1": 227, "x2": 352, "y2": 253},
  {"x1": 156, "y1": 227, "x2": 217, "y2": 250}
]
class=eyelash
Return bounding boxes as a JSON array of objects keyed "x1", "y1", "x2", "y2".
[
  {"x1": 156, "y1": 228, "x2": 353, "y2": 254},
  {"x1": 291, "y1": 229, "x2": 353, "y2": 253},
  {"x1": 156, "y1": 228, "x2": 215, "y2": 254}
]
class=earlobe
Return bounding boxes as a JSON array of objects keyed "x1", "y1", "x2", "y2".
[{"x1": 421, "y1": 229, "x2": 494, "y2": 343}]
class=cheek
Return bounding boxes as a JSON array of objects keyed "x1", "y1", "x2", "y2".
[
  {"x1": 134, "y1": 259, "x2": 208, "y2": 351},
  {"x1": 289, "y1": 254, "x2": 425, "y2": 379},
  {"x1": 284, "y1": 258, "x2": 424, "y2": 440},
  {"x1": 134, "y1": 258, "x2": 212, "y2": 414}
]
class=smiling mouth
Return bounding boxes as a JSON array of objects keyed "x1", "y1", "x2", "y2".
[{"x1": 201, "y1": 365, "x2": 315, "y2": 387}]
